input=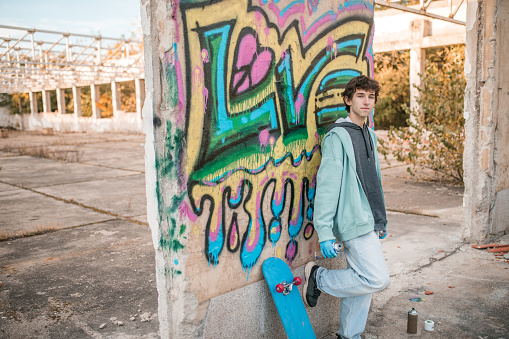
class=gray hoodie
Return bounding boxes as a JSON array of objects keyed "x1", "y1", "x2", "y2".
[{"x1": 326, "y1": 117, "x2": 387, "y2": 231}]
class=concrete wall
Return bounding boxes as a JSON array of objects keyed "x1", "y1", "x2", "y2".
[
  {"x1": 142, "y1": 0, "x2": 375, "y2": 337},
  {"x1": 0, "y1": 106, "x2": 23, "y2": 130},
  {"x1": 373, "y1": 1, "x2": 466, "y2": 53},
  {"x1": 22, "y1": 112, "x2": 142, "y2": 133},
  {"x1": 463, "y1": 0, "x2": 509, "y2": 242}
]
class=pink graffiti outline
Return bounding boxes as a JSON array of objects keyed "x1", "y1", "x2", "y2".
[
  {"x1": 259, "y1": 128, "x2": 270, "y2": 151},
  {"x1": 244, "y1": 191, "x2": 262, "y2": 252},
  {"x1": 286, "y1": 241, "x2": 297, "y2": 266},
  {"x1": 179, "y1": 200, "x2": 197, "y2": 222},
  {"x1": 254, "y1": 12, "x2": 263, "y2": 57},
  {"x1": 294, "y1": 93, "x2": 304, "y2": 123},
  {"x1": 268, "y1": 2, "x2": 306, "y2": 27},
  {"x1": 201, "y1": 49, "x2": 209, "y2": 63},
  {"x1": 192, "y1": 66, "x2": 204, "y2": 94},
  {"x1": 230, "y1": 218, "x2": 238, "y2": 248},
  {"x1": 307, "y1": 0, "x2": 319, "y2": 15},
  {"x1": 209, "y1": 203, "x2": 222, "y2": 243},
  {"x1": 171, "y1": 0, "x2": 181, "y2": 42},
  {"x1": 299, "y1": 12, "x2": 336, "y2": 44}
]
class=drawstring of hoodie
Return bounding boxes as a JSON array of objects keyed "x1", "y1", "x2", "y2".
[{"x1": 363, "y1": 124, "x2": 373, "y2": 161}]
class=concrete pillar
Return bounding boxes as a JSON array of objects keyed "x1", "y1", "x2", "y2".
[
  {"x1": 56, "y1": 88, "x2": 66, "y2": 114},
  {"x1": 463, "y1": 0, "x2": 509, "y2": 242},
  {"x1": 111, "y1": 81, "x2": 121, "y2": 118},
  {"x1": 409, "y1": 47, "x2": 426, "y2": 113},
  {"x1": 90, "y1": 84, "x2": 101, "y2": 119},
  {"x1": 135, "y1": 78, "x2": 145, "y2": 121},
  {"x1": 72, "y1": 86, "x2": 82, "y2": 117},
  {"x1": 42, "y1": 90, "x2": 51, "y2": 113},
  {"x1": 29, "y1": 91, "x2": 38, "y2": 115},
  {"x1": 409, "y1": 20, "x2": 431, "y2": 114}
]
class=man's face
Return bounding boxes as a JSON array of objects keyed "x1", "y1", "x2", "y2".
[{"x1": 344, "y1": 89, "x2": 376, "y2": 122}]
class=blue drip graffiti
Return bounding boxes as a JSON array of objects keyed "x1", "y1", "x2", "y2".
[
  {"x1": 306, "y1": 175, "x2": 316, "y2": 221},
  {"x1": 207, "y1": 201, "x2": 223, "y2": 268},
  {"x1": 240, "y1": 190, "x2": 266, "y2": 278}
]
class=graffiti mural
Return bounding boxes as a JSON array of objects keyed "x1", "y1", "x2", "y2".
[{"x1": 158, "y1": 0, "x2": 375, "y2": 298}]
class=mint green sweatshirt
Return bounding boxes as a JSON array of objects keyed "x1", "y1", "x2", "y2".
[{"x1": 314, "y1": 120, "x2": 387, "y2": 243}]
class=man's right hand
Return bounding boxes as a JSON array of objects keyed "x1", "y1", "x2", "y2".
[{"x1": 320, "y1": 240, "x2": 338, "y2": 258}]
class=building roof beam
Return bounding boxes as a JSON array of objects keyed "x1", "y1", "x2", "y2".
[
  {"x1": 375, "y1": 0, "x2": 466, "y2": 25},
  {"x1": 0, "y1": 24, "x2": 142, "y2": 43}
]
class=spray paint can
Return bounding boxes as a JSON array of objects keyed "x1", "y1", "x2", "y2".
[
  {"x1": 314, "y1": 242, "x2": 342, "y2": 260},
  {"x1": 424, "y1": 320, "x2": 434, "y2": 331},
  {"x1": 407, "y1": 308, "x2": 418, "y2": 334}
]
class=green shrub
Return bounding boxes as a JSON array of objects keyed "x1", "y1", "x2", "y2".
[
  {"x1": 379, "y1": 45, "x2": 466, "y2": 184},
  {"x1": 374, "y1": 50, "x2": 410, "y2": 129}
]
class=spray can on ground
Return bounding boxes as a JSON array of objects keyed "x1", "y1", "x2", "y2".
[
  {"x1": 407, "y1": 308, "x2": 418, "y2": 334},
  {"x1": 314, "y1": 242, "x2": 342, "y2": 260}
]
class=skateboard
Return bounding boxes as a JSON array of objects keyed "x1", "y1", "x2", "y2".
[{"x1": 262, "y1": 257, "x2": 316, "y2": 339}]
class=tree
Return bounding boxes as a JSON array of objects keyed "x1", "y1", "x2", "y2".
[
  {"x1": 98, "y1": 84, "x2": 113, "y2": 118},
  {"x1": 380, "y1": 45, "x2": 466, "y2": 184},
  {"x1": 81, "y1": 87, "x2": 92, "y2": 117},
  {"x1": 9, "y1": 93, "x2": 30, "y2": 114},
  {"x1": 0, "y1": 93, "x2": 11, "y2": 108},
  {"x1": 120, "y1": 81, "x2": 137, "y2": 113},
  {"x1": 374, "y1": 50, "x2": 410, "y2": 129}
]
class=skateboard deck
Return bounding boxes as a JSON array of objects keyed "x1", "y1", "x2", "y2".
[{"x1": 262, "y1": 257, "x2": 316, "y2": 339}]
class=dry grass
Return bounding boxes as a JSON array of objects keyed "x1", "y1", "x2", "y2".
[
  {"x1": 0, "y1": 224, "x2": 60, "y2": 241},
  {"x1": 1, "y1": 143, "x2": 82, "y2": 162}
]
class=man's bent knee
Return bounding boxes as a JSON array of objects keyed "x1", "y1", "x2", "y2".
[{"x1": 371, "y1": 274, "x2": 390, "y2": 292}]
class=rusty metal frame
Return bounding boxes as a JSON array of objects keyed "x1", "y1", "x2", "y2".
[
  {"x1": 375, "y1": 0, "x2": 466, "y2": 26},
  {"x1": 0, "y1": 24, "x2": 144, "y2": 94}
]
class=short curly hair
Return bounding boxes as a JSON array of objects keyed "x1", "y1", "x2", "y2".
[{"x1": 341, "y1": 75, "x2": 381, "y2": 113}]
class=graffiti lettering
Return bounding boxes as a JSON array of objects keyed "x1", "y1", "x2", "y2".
[{"x1": 173, "y1": 0, "x2": 374, "y2": 283}]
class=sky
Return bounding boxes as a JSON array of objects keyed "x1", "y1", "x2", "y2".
[{"x1": 0, "y1": 0, "x2": 141, "y2": 39}]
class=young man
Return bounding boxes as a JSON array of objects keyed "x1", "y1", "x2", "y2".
[{"x1": 302, "y1": 75, "x2": 390, "y2": 339}]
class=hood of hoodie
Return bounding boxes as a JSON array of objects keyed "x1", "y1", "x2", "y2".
[{"x1": 330, "y1": 116, "x2": 374, "y2": 160}]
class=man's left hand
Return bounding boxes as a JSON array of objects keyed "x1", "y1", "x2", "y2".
[{"x1": 320, "y1": 240, "x2": 338, "y2": 258}]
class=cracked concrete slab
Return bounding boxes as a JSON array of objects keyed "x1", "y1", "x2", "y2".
[
  {"x1": 78, "y1": 144, "x2": 144, "y2": 161},
  {"x1": 130, "y1": 215, "x2": 148, "y2": 225},
  {"x1": 0, "y1": 182, "x2": 16, "y2": 192},
  {"x1": 0, "y1": 152, "x2": 15, "y2": 158},
  {"x1": 0, "y1": 188, "x2": 111, "y2": 235},
  {"x1": 382, "y1": 169, "x2": 464, "y2": 217},
  {"x1": 81, "y1": 156, "x2": 146, "y2": 173},
  {"x1": 382, "y1": 211, "x2": 463, "y2": 276},
  {"x1": 0, "y1": 157, "x2": 136, "y2": 189},
  {"x1": 364, "y1": 239, "x2": 509, "y2": 338},
  {"x1": 35, "y1": 174, "x2": 147, "y2": 218},
  {"x1": 0, "y1": 219, "x2": 158, "y2": 339}
]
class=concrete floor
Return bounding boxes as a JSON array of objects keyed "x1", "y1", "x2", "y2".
[{"x1": 0, "y1": 130, "x2": 508, "y2": 339}]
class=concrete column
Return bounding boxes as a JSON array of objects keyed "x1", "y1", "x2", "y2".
[
  {"x1": 409, "y1": 47, "x2": 426, "y2": 113},
  {"x1": 135, "y1": 78, "x2": 145, "y2": 121},
  {"x1": 463, "y1": 0, "x2": 509, "y2": 242},
  {"x1": 56, "y1": 88, "x2": 66, "y2": 114},
  {"x1": 42, "y1": 90, "x2": 51, "y2": 113},
  {"x1": 111, "y1": 81, "x2": 121, "y2": 118},
  {"x1": 72, "y1": 86, "x2": 82, "y2": 117},
  {"x1": 90, "y1": 84, "x2": 101, "y2": 119},
  {"x1": 409, "y1": 20, "x2": 431, "y2": 115},
  {"x1": 29, "y1": 91, "x2": 38, "y2": 115}
]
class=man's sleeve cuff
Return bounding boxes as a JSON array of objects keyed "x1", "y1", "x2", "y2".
[{"x1": 316, "y1": 228, "x2": 335, "y2": 243}]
